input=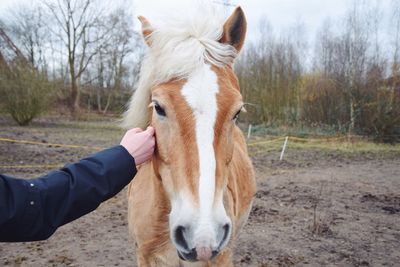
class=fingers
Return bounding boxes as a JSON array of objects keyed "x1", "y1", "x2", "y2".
[
  {"x1": 145, "y1": 126, "x2": 155, "y2": 136},
  {"x1": 149, "y1": 137, "x2": 156, "y2": 149},
  {"x1": 120, "y1": 126, "x2": 156, "y2": 165},
  {"x1": 128, "y1": 126, "x2": 154, "y2": 136},
  {"x1": 147, "y1": 128, "x2": 156, "y2": 149},
  {"x1": 129, "y1": 128, "x2": 143, "y2": 134}
]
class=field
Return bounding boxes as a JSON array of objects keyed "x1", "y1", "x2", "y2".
[{"x1": 0, "y1": 115, "x2": 399, "y2": 267}]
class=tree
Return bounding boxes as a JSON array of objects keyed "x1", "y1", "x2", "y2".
[
  {"x1": 91, "y1": 8, "x2": 136, "y2": 114},
  {"x1": 3, "y1": 4, "x2": 48, "y2": 69},
  {"x1": 0, "y1": 27, "x2": 52, "y2": 126},
  {"x1": 44, "y1": 0, "x2": 117, "y2": 115},
  {"x1": 236, "y1": 18, "x2": 304, "y2": 125}
]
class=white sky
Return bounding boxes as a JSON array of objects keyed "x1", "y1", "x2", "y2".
[
  {"x1": 0, "y1": 0, "x2": 394, "y2": 47},
  {"x1": 134, "y1": 0, "x2": 352, "y2": 41}
]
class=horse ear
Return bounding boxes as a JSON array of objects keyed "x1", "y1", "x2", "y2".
[
  {"x1": 220, "y1": 6, "x2": 247, "y2": 53},
  {"x1": 138, "y1": 16, "x2": 154, "y2": 46}
]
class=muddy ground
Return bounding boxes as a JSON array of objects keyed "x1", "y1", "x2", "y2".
[{"x1": 0, "y1": 116, "x2": 399, "y2": 267}]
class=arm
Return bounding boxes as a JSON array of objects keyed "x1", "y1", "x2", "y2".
[{"x1": 0, "y1": 145, "x2": 136, "y2": 242}]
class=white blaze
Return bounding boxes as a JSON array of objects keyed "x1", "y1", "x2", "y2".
[
  {"x1": 169, "y1": 64, "x2": 232, "y2": 253},
  {"x1": 181, "y1": 64, "x2": 219, "y2": 218}
]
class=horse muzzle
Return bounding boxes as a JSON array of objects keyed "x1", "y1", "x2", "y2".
[
  {"x1": 177, "y1": 247, "x2": 220, "y2": 262},
  {"x1": 174, "y1": 222, "x2": 231, "y2": 262}
]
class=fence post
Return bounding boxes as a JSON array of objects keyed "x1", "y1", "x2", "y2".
[
  {"x1": 280, "y1": 136, "x2": 289, "y2": 161},
  {"x1": 247, "y1": 124, "x2": 252, "y2": 139}
]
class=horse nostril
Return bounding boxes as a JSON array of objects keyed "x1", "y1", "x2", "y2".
[
  {"x1": 219, "y1": 223, "x2": 231, "y2": 248},
  {"x1": 178, "y1": 247, "x2": 197, "y2": 262},
  {"x1": 174, "y1": 225, "x2": 189, "y2": 251},
  {"x1": 223, "y1": 223, "x2": 230, "y2": 233},
  {"x1": 212, "y1": 249, "x2": 220, "y2": 258}
]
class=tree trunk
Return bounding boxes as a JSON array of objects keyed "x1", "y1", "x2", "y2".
[
  {"x1": 102, "y1": 91, "x2": 112, "y2": 114},
  {"x1": 96, "y1": 89, "x2": 102, "y2": 112},
  {"x1": 70, "y1": 78, "x2": 81, "y2": 115},
  {"x1": 349, "y1": 95, "x2": 356, "y2": 135},
  {"x1": 69, "y1": 56, "x2": 81, "y2": 116}
]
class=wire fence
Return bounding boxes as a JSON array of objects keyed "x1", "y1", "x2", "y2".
[
  {"x1": 0, "y1": 137, "x2": 102, "y2": 169},
  {"x1": 0, "y1": 134, "x2": 397, "y2": 170}
]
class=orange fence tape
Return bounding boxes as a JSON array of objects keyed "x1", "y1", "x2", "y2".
[{"x1": 0, "y1": 137, "x2": 102, "y2": 150}]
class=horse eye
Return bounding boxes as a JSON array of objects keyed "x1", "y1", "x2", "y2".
[
  {"x1": 154, "y1": 103, "x2": 166, "y2": 117},
  {"x1": 233, "y1": 109, "x2": 241, "y2": 121}
]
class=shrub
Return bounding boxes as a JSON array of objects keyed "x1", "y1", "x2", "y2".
[
  {"x1": 360, "y1": 89, "x2": 400, "y2": 143},
  {"x1": 0, "y1": 61, "x2": 52, "y2": 125}
]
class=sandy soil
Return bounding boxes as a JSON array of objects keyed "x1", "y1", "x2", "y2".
[{"x1": 0, "y1": 116, "x2": 399, "y2": 267}]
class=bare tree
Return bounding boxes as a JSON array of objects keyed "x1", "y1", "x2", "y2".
[
  {"x1": 90, "y1": 8, "x2": 137, "y2": 114},
  {"x1": 44, "y1": 0, "x2": 116, "y2": 115},
  {"x1": 390, "y1": 0, "x2": 400, "y2": 103},
  {"x1": 314, "y1": 2, "x2": 371, "y2": 133},
  {"x1": 236, "y1": 17, "x2": 304, "y2": 125},
  {"x1": 341, "y1": 3, "x2": 369, "y2": 133},
  {"x1": 5, "y1": 4, "x2": 48, "y2": 69}
]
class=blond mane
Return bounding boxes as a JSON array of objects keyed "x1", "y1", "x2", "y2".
[{"x1": 122, "y1": 5, "x2": 237, "y2": 129}]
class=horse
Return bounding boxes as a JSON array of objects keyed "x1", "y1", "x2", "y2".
[{"x1": 123, "y1": 5, "x2": 256, "y2": 267}]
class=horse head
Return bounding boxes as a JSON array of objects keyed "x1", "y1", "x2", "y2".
[{"x1": 125, "y1": 6, "x2": 247, "y2": 262}]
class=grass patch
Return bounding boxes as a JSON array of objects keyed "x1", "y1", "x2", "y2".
[
  {"x1": 239, "y1": 123, "x2": 347, "y2": 139},
  {"x1": 247, "y1": 135, "x2": 400, "y2": 154}
]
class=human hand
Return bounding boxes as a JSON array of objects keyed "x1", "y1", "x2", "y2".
[{"x1": 120, "y1": 127, "x2": 155, "y2": 165}]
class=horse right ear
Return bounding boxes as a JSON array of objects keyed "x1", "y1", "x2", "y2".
[
  {"x1": 220, "y1": 6, "x2": 247, "y2": 53},
  {"x1": 138, "y1": 16, "x2": 154, "y2": 46}
]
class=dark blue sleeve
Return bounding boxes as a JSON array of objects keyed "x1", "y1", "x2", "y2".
[{"x1": 0, "y1": 145, "x2": 137, "y2": 242}]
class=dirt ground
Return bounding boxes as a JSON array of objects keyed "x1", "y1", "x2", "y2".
[{"x1": 0, "y1": 116, "x2": 399, "y2": 267}]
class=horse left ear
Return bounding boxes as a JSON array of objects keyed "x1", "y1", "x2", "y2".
[
  {"x1": 138, "y1": 16, "x2": 154, "y2": 46},
  {"x1": 220, "y1": 6, "x2": 247, "y2": 53}
]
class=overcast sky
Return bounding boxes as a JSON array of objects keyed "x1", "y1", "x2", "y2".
[
  {"x1": 133, "y1": 0, "x2": 353, "y2": 40},
  {"x1": 0, "y1": 0, "x2": 394, "y2": 47}
]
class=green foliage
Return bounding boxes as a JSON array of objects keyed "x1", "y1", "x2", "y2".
[{"x1": 0, "y1": 61, "x2": 52, "y2": 126}]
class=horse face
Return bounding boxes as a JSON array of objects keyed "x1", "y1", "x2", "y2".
[
  {"x1": 143, "y1": 6, "x2": 247, "y2": 262},
  {"x1": 150, "y1": 64, "x2": 243, "y2": 262}
]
